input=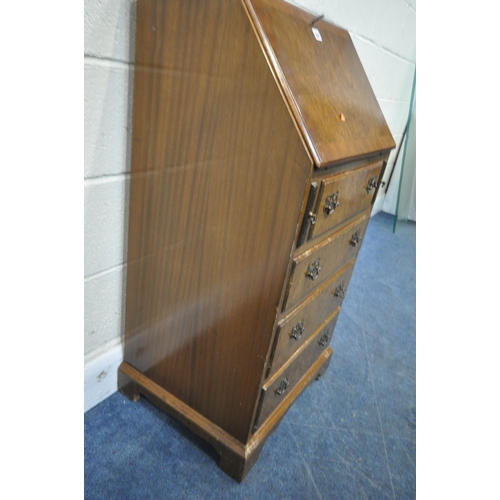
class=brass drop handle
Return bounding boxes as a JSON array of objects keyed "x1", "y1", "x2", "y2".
[
  {"x1": 308, "y1": 211, "x2": 317, "y2": 225},
  {"x1": 318, "y1": 330, "x2": 330, "y2": 347},
  {"x1": 275, "y1": 377, "x2": 289, "y2": 396},
  {"x1": 366, "y1": 176, "x2": 378, "y2": 193},
  {"x1": 306, "y1": 259, "x2": 321, "y2": 281},
  {"x1": 323, "y1": 192, "x2": 340, "y2": 215},
  {"x1": 350, "y1": 230, "x2": 361, "y2": 247},
  {"x1": 334, "y1": 282, "x2": 346, "y2": 298},
  {"x1": 290, "y1": 320, "x2": 305, "y2": 341}
]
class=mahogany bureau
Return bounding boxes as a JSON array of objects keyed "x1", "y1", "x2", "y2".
[{"x1": 118, "y1": 0, "x2": 395, "y2": 482}]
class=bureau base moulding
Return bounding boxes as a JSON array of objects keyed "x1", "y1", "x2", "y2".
[{"x1": 119, "y1": 348, "x2": 332, "y2": 482}]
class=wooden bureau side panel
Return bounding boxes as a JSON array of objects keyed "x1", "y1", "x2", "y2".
[{"x1": 124, "y1": 0, "x2": 312, "y2": 444}]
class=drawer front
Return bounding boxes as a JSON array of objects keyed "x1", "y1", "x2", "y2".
[
  {"x1": 269, "y1": 262, "x2": 355, "y2": 378},
  {"x1": 283, "y1": 214, "x2": 369, "y2": 311},
  {"x1": 255, "y1": 324, "x2": 335, "y2": 428},
  {"x1": 309, "y1": 161, "x2": 383, "y2": 241},
  {"x1": 314, "y1": 313, "x2": 340, "y2": 352},
  {"x1": 269, "y1": 308, "x2": 340, "y2": 380}
]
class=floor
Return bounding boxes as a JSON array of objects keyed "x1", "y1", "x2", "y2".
[{"x1": 84, "y1": 211, "x2": 416, "y2": 499}]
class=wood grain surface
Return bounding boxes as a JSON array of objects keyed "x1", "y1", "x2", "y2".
[
  {"x1": 123, "y1": 0, "x2": 312, "y2": 444},
  {"x1": 255, "y1": 336, "x2": 334, "y2": 427},
  {"x1": 244, "y1": 0, "x2": 396, "y2": 167},
  {"x1": 120, "y1": 0, "x2": 396, "y2": 479},
  {"x1": 283, "y1": 213, "x2": 369, "y2": 311},
  {"x1": 310, "y1": 161, "x2": 384, "y2": 241},
  {"x1": 269, "y1": 288, "x2": 343, "y2": 379},
  {"x1": 118, "y1": 348, "x2": 333, "y2": 482}
]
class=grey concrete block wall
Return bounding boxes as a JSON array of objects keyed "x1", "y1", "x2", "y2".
[
  {"x1": 85, "y1": 266, "x2": 125, "y2": 355},
  {"x1": 84, "y1": 0, "x2": 416, "y2": 411},
  {"x1": 84, "y1": 0, "x2": 136, "y2": 410},
  {"x1": 84, "y1": 0, "x2": 136, "y2": 62},
  {"x1": 84, "y1": 62, "x2": 130, "y2": 179},
  {"x1": 84, "y1": 177, "x2": 128, "y2": 279}
]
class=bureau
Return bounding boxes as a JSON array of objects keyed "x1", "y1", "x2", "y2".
[{"x1": 118, "y1": 0, "x2": 395, "y2": 482}]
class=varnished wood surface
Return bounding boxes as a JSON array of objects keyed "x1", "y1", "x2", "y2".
[
  {"x1": 119, "y1": 361, "x2": 252, "y2": 482},
  {"x1": 272, "y1": 262, "x2": 354, "y2": 374},
  {"x1": 119, "y1": 362, "x2": 245, "y2": 454},
  {"x1": 120, "y1": 0, "x2": 397, "y2": 481},
  {"x1": 309, "y1": 161, "x2": 384, "y2": 241},
  {"x1": 283, "y1": 213, "x2": 369, "y2": 311},
  {"x1": 296, "y1": 154, "x2": 389, "y2": 251},
  {"x1": 311, "y1": 152, "x2": 389, "y2": 181},
  {"x1": 269, "y1": 295, "x2": 341, "y2": 379},
  {"x1": 255, "y1": 333, "x2": 334, "y2": 427},
  {"x1": 124, "y1": 0, "x2": 312, "y2": 444},
  {"x1": 245, "y1": 0, "x2": 396, "y2": 167},
  {"x1": 249, "y1": 347, "x2": 331, "y2": 443},
  {"x1": 118, "y1": 349, "x2": 332, "y2": 481}
]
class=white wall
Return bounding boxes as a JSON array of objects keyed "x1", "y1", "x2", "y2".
[
  {"x1": 84, "y1": 0, "x2": 136, "y2": 411},
  {"x1": 84, "y1": 0, "x2": 416, "y2": 411},
  {"x1": 383, "y1": 85, "x2": 416, "y2": 221}
]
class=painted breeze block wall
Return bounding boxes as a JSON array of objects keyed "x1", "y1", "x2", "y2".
[{"x1": 84, "y1": 0, "x2": 416, "y2": 411}]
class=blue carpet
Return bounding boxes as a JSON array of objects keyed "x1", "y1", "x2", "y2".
[{"x1": 85, "y1": 211, "x2": 416, "y2": 499}]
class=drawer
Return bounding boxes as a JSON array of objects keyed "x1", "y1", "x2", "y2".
[
  {"x1": 269, "y1": 306, "x2": 340, "y2": 379},
  {"x1": 283, "y1": 214, "x2": 369, "y2": 311},
  {"x1": 307, "y1": 160, "x2": 383, "y2": 242},
  {"x1": 255, "y1": 322, "x2": 336, "y2": 428},
  {"x1": 269, "y1": 262, "x2": 355, "y2": 378}
]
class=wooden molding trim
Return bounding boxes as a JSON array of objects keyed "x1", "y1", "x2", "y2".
[
  {"x1": 118, "y1": 361, "x2": 246, "y2": 457},
  {"x1": 118, "y1": 347, "x2": 332, "y2": 480}
]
